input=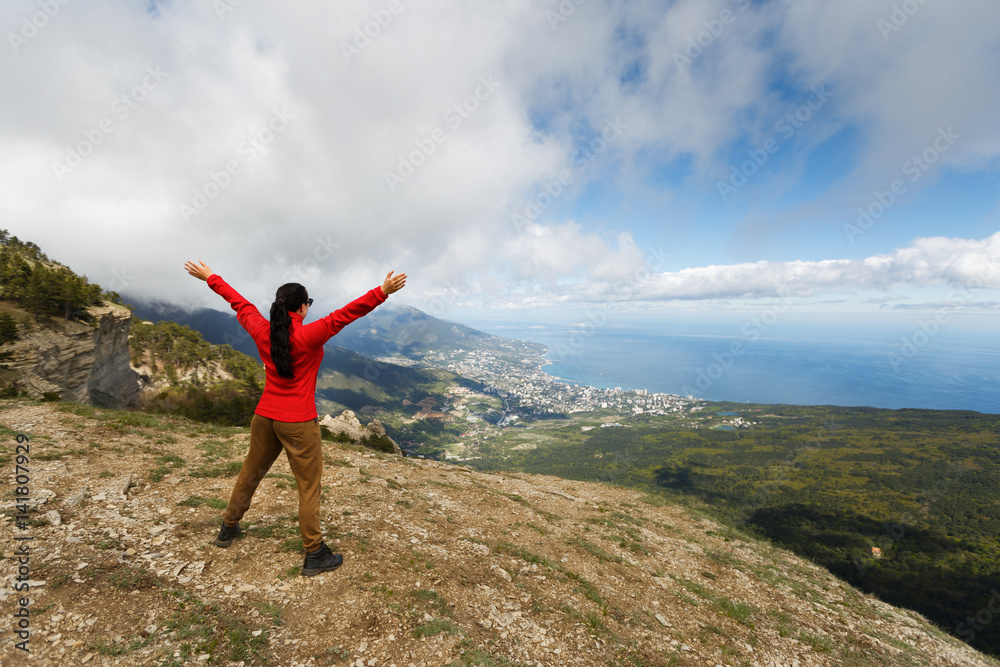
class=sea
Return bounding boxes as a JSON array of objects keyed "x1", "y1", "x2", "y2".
[{"x1": 463, "y1": 314, "x2": 1000, "y2": 414}]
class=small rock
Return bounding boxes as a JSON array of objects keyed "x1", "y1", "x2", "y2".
[
  {"x1": 117, "y1": 472, "x2": 132, "y2": 500},
  {"x1": 493, "y1": 566, "x2": 512, "y2": 583},
  {"x1": 65, "y1": 491, "x2": 86, "y2": 507},
  {"x1": 43, "y1": 510, "x2": 62, "y2": 526},
  {"x1": 655, "y1": 613, "x2": 672, "y2": 627}
]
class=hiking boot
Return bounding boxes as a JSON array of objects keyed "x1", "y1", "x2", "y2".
[
  {"x1": 215, "y1": 522, "x2": 241, "y2": 548},
  {"x1": 301, "y1": 542, "x2": 343, "y2": 577}
]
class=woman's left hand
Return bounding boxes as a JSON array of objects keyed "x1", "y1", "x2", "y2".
[{"x1": 184, "y1": 260, "x2": 214, "y2": 281}]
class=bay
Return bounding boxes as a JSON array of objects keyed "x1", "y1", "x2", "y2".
[{"x1": 475, "y1": 321, "x2": 1000, "y2": 414}]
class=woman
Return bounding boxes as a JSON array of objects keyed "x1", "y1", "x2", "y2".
[{"x1": 184, "y1": 260, "x2": 407, "y2": 576}]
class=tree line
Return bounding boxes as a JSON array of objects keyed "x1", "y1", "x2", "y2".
[{"x1": 0, "y1": 229, "x2": 117, "y2": 321}]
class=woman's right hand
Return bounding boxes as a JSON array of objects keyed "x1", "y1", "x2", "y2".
[
  {"x1": 184, "y1": 260, "x2": 214, "y2": 282},
  {"x1": 382, "y1": 270, "x2": 407, "y2": 295}
]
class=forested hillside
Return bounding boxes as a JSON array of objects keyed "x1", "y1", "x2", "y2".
[
  {"x1": 469, "y1": 403, "x2": 1000, "y2": 656},
  {"x1": 0, "y1": 229, "x2": 117, "y2": 320}
]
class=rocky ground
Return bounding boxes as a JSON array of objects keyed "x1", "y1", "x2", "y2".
[{"x1": 1, "y1": 400, "x2": 997, "y2": 667}]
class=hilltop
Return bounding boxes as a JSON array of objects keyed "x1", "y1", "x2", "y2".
[{"x1": 2, "y1": 400, "x2": 997, "y2": 667}]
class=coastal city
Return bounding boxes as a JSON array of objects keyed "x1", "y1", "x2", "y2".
[{"x1": 422, "y1": 339, "x2": 704, "y2": 422}]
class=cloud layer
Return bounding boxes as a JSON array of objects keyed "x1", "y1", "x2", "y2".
[{"x1": 2, "y1": 0, "x2": 997, "y2": 313}]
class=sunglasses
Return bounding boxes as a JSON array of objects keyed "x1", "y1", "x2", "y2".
[{"x1": 305, "y1": 298, "x2": 314, "y2": 307}]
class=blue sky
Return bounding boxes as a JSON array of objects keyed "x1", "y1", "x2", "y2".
[{"x1": 2, "y1": 0, "x2": 998, "y2": 330}]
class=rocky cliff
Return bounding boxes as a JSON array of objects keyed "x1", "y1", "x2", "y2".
[
  {"x1": 1, "y1": 401, "x2": 996, "y2": 667},
  {"x1": 320, "y1": 409, "x2": 404, "y2": 455},
  {"x1": 1, "y1": 302, "x2": 140, "y2": 407}
]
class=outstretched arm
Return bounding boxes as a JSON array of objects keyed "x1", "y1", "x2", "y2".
[
  {"x1": 382, "y1": 270, "x2": 407, "y2": 295},
  {"x1": 185, "y1": 260, "x2": 215, "y2": 282},
  {"x1": 183, "y1": 260, "x2": 267, "y2": 340}
]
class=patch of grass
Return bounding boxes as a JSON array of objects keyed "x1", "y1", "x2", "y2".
[
  {"x1": 675, "y1": 576, "x2": 713, "y2": 600},
  {"x1": 189, "y1": 460, "x2": 243, "y2": 478},
  {"x1": 717, "y1": 597, "x2": 755, "y2": 628},
  {"x1": 197, "y1": 438, "x2": 234, "y2": 459},
  {"x1": 585, "y1": 612, "x2": 609, "y2": 635},
  {"x1": 412, "y1": 618, "x2": 460, "y2": 638},
  {"x1": 164, "y1": 589, "x2": 271, "y2": 664},
  {"x1": 798, "y1": 631, "x2": 833, "y2": 653},
  {"x1": 108, "y1": 565, "x2": 159, "y2": 590},
  {"x1": 324, "y1": 455, "x2": 353, "y2": 468},
  {"x1": 317, "y1": 645, "x2": 351, "y2": 664},
  {"x1": 89, "y1": 633, "x2": 157, "y2": 656},
  {"x1": 282, "y1": 537, "x2": 304, "y2": 552},
  {"x1": 177, "y1": 495, "x2": 227, "y2": 510},
  {"x1": 149, "y1": 466, "x2": 171, "y2": 482},
  {"x1": 98, "y1": 471, "x2": 114, "y2": 478},
  {"x1": 513, "y1": 521, "x2": 548, "y2": 535},
  {"x1": 640, "y1": 493, "x2": 670, "y2": 507},
  {"x1": 492, "y1": 543, "x2": 554, "y2": 569},
  {"x1": 47, "y1": 571, "x2": 70, "y2": 589},
  {"x1": 112, "y1": 410, "x2": 161, "y2": 428},
  {"x1": 567, "y1": 536, "x2": 623, "y2": 564},
  {"x1": 158, "y1": 453, "x2": 185, "y2": 467},
  {"x1": 254, "y1": 600, "x2": 283, "y2": 626},
  {"x1": 450, "y1": 639, "x2": 534, "y2": 666}
]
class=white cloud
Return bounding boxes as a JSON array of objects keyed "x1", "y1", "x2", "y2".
[{"x1": 618, "y1": 232, "x2": 1000, "y2": 302}]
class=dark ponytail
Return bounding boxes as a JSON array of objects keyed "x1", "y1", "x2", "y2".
[{"x1": 269, "y1": 283, "x2": 309, "y2": 378}]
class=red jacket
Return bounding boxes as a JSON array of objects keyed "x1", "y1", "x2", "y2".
[{"x1": 208, "y1": 274, "x2": 387, "y2": 422}]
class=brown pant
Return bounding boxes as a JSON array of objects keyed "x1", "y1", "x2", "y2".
[{"x1": 222, "y1": 415, "x2": 324, "y2": 552}]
